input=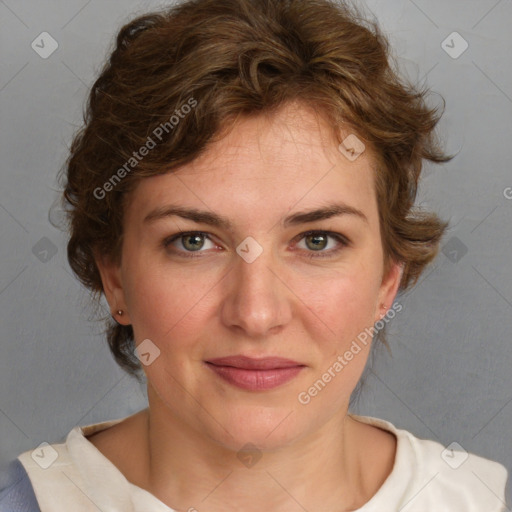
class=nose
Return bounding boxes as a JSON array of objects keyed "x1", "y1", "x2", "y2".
[{"x1": 220, "y1": 242, "x2": 293, "y2": 338}]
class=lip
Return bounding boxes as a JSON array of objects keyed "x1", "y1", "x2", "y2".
[
  {"x1": 205, "y1": 356, "x2": 306, "y2": 391},
  {"x1": 206, "y1": 355, "x2": 304, "y2": 370}
]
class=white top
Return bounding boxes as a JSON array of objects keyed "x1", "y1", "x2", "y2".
[{"x1": 17, "y1": 414, "x2": 508, "y2": 511}]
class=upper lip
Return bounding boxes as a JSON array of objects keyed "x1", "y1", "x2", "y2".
[{"x1": 206, "y1": 355, "x2": 305, "y2": 370}]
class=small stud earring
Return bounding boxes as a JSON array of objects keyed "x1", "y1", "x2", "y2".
[{"x1": 117, "y1": 309, "x2": 123, "y2": 316}]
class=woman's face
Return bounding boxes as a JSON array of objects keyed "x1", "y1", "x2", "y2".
[{"x1": 97, "y1": 102, "x2": 401, "y2": 450}]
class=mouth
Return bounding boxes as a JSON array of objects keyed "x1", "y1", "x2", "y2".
[
  {"x1": 206, "y1": 355, "x2": 305, "y2": 370},
  {"x1": 204, "y1": 355, "x2": 306, "y2": 391}
]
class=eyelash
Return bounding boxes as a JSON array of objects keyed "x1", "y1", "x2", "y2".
[{"x1": 162, "y1": 230, "x2": 350, "y2": 259}]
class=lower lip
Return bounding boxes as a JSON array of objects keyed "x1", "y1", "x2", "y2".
[{"x1": 205, "y1": 363, "x2": 304, "y2": 391}]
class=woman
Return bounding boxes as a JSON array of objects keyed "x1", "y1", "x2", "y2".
[{"x1": 1, "y1": 0, "x2": 508, "y2": 510}]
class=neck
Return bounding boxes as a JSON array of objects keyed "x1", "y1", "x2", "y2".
[{"x1": 138, "y1": 389, "x2": 372, "y2": 512}]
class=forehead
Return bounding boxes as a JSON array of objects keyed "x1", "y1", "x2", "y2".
[{"x1": 125, "y1": 103, "x2": 379, "y2": 229}]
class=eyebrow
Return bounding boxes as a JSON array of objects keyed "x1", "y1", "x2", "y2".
[{"x1": 143, "y1": 202, "x2": 368, "y2": 229}]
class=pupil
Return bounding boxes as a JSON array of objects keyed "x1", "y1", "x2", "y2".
[
  {"x1": 307, "y1": 234, "x2": 326, "y2": 251},
  {"x1": 184, "y1": 234, "x2": 204, "y2": 251}
]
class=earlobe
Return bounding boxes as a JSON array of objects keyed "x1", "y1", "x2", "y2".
[
  {"x1": 94, "y1": 250, "x2": 131, "y2": 325},
  {"x1": 375, "y1": 261, "x2": 403, "y2": 323}
]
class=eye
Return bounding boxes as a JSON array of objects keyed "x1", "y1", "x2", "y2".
[
  {"x1": 162, "y1": 230, "x2": 349, "y2": 259},
  {"x1": 163, "y1": 231, "x2": 219, "y2": 257},
  {"x1": 294, "y1": 230, "x2": 349, "y2": 258}
]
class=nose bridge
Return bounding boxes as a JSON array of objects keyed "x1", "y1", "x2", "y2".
[{"x1": 221, "y1": 236, "x2": 291, "y2": 336}]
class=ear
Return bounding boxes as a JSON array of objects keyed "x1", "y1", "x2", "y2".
[
  {"x1": 94, "y1": 250, "x2": 131, "y2": 325},
  {"x1": 374, "y1": 260, "x2": 403, "y2": 324}
]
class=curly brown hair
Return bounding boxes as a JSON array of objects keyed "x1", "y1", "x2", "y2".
[{"x1": 59, "y1": 0, "x2": 452, "y2": 379}]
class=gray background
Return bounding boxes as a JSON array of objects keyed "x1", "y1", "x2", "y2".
[{"x1": 1, "y1": 0, "x2": 511, "y2": 506}]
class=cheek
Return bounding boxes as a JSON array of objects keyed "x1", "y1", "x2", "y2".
[
  {"x1": 123, "y1": 257, "x2": 221, "y2": 344},
  {"x1": 292, "y1": 264, "x2": 382, "y2": 345},
  {"x1": 293, "y1": 271, "x2": 380, "y2": 408}
]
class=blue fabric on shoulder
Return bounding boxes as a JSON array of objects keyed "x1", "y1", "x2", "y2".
[{"x1": 0, "y1": 459, "x2": 41, "y2": 512}]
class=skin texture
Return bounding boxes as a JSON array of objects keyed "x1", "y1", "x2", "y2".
[{"x1": 92, "y1": 101, "x2": 402, "y2": 511}]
